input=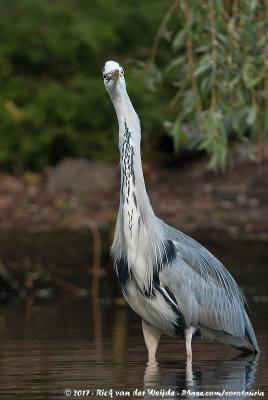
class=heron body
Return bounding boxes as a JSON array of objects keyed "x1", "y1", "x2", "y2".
[{"x1": 103, "y1": 60, "x2": 260, "y2": 362}]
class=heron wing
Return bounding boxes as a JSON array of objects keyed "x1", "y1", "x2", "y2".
[{"x1": 158, "y1": 219, "x2": 249, "y2": 339}]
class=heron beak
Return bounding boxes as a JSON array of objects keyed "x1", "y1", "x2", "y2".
[{"x1": 110, "y1": 69, "x2": 120, "y2": 82}]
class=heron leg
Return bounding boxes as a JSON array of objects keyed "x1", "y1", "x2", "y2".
[
  {"x1": 186, "y1": 359, "x2": 194, "y2": 386},
  {"x1": 142, "y1": 319, "x2": 161, "y2": 363},
  {"x1": 185, "y1": 327, "x2": 196, "y2": 361}
]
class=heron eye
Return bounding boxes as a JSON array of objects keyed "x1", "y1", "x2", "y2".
[
  {"x1": 120, "y1": 69, "x2": 124, "y2": 75},
  {"x1": 103, "y1": 74, "x2": 109, "y2": 80}
]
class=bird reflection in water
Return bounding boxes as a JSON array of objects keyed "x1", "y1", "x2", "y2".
[{"x1": 143, "y1": 353, "x2": 259, "y2": 399}]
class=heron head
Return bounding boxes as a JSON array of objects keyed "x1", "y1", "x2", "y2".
[{"x1": 102, "y1": 60, "x2": 125, "y2": 94}]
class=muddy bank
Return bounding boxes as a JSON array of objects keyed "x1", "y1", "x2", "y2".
[{"x1": 0, "y1": 147, "x2": 267, "y2": 237}]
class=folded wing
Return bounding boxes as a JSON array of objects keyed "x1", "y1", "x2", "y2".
[{"x1": 158, "y1": 219, "x2": 259, "y2": 353}]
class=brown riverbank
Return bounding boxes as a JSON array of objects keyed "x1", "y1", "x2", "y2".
[{"x1": 0, "y1": 147, "x2": 267, "y2": 239}]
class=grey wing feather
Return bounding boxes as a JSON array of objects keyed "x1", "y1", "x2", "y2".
[
  {"x1": 158, "y1": 219, "x2": 258, "y2": 351},
  {"x1": 159, "y1": 219, "x2": 245, "y2": 305}
]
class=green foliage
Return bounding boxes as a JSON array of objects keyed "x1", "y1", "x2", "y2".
[
  {"x1": 149, "y1": 0, "x2": 268, "y2": 169},
  {"x1": 0, "y1": 0, "x2": 169, "y2": 171},
  {"x1": 1, "y1": 0, "x2": 266, "y2": 172}
]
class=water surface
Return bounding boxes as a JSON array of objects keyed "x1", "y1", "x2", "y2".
[{"x1": 0, "y1": 290, "x2": 267, "y2": 399}]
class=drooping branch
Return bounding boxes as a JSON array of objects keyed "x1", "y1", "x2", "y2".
[
  {"x1": 184, "y1": 3, "x2": 202, "y2": 113},
  {"x1": 148, "y1": 0, "x2": 179, "y2": 69},
  {"x1": 210, "y1": 0, "x2": 217, "y2": 113}
]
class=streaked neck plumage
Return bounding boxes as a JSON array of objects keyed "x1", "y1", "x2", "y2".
[
  {"x1": 109, "y1": 86, "x2": 153, "y2": 214},
  {"x1": 110, "y1": 84, "x2": 167, "y2": 294}
]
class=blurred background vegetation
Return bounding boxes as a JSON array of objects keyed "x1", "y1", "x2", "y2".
[{"x1": 0, "y1": 0, "x2": 267, "y2": 171}]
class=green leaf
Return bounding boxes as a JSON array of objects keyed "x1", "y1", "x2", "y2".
[
  {"x1": 248, "y1": 74, "x2": 264, "y2": 88},
  {"x1": 172, "y1": 119, "x2": 187, "y2": 153},
  {"x1": 197, "y1": 136, "x2": 213, "y2": 151},
  {"x1": 172, "y1": 30, "x2": 186, "y2": 51},
  {"x1": 166, "y1": 55, "x2": 185, "y2": 72},
  {"x1": 207, "y1": 151, "x2": 219, "y2": 170},
  {"x1": 194, "y1": 63, "x2": 211, "y2": 77},
  {"x1": 217, "y1": 32, "x2": 228, "y2": 44},
  {"x1": 242, "y1": 65, "x2": 250, "y2": 87},
  {"x1": 195, "y1": 45, "x2": 210, "y2": 53},
  {"x1": 172, "y1": 119, "x2": 181, "y2": 153},
  {"x1": 246, "y1": 107, "x2": 258, "y2": 126}
]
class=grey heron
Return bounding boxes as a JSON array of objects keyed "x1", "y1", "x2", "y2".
[{"x1": 102, "y1": 60, "x2": 260, "y2": 362}]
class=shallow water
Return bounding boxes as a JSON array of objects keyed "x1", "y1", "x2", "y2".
[{"x1": 0, "y1": 290, "x2": 267, "y2": 400}]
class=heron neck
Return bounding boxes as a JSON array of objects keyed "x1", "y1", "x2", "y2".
[
  {"x1": 111, "y1": 91, "x2": 140, "y2": 144},
  {"x1": 111, "y1": 89, "x2": 154, "y2": 217},
  {"x1": 110, "y1": 87, "x2": 165, "y2": 294}
]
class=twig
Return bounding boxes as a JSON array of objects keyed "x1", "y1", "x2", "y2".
[
  {"x1": 257, "y1": 0, "x2": 268, "y2": 161},
  {"x1": 168, "y1": 85, "x2": 185, "y2": 109},
  {"x1": 210, "y1": 0, "x2": 217, "y2": 113},
  {"x1": 148, "y1": 0, "x2": 179, "y2": 69},
  {"x1": 184, "y1": 3, "x2": 202, "y2": 113},
  {"x1": 40, "y1": 218, "x2": 101, "y2": 298},
  {"x1": 43, "y1": 266, "x2": 85, "y2": 296},
  {"x1": 86, "y1": 219, "x2": 102, "y2": 299},
  {"x1": 227, "y1": 0, "x2": 238, "y2": 68},
  {"x1": 70, "y1": 219, "x2": 102, "y2": 299},
  {"x1": 0, "y1": 260, "x2": 19, "y2": 292},
  {"x1": 239, "y1": 0, "x2": 262, "y2": 161}
]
